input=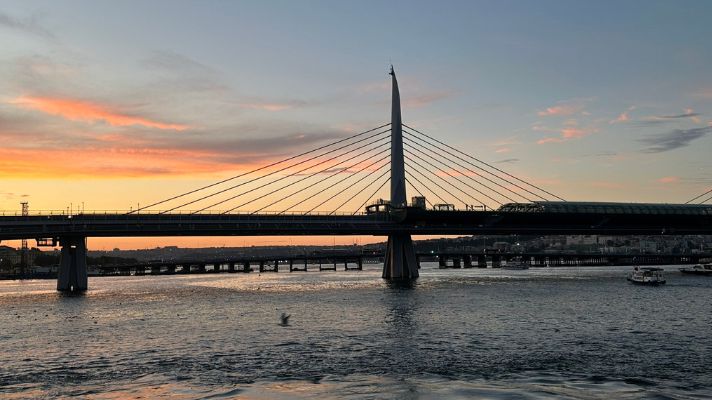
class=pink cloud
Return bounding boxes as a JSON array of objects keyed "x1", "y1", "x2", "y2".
[
  {"x1": 537, "y1": 127, "x2": 597, "y2": 144},
  {"x1": 495, "y1": 147, "x2": 511, "y2": 153},
  {"x1": 657, "y1": 176, "x2": 679, "y2": 184},
  {"x1": 240, "y1": 102, "x2": 294, "y2": 111},
  {"x1": 614, "y1": 112, "x2": 629, "y2": 123},
  {"x1": 537, "y1": 137, "x2": 563, "y2": 144},
  {"x1": 537, "y1": 98, "x2": 593, "y2": 117},
  {"x1": 610, "y1": 107, "x2": 634, "y2": 124},
  {"x1": 538, "y1": 104, "x2": 583, "y2": 117}
]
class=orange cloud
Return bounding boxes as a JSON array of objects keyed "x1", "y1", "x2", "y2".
[
  {"x1": 10, "y1": 96, "x2": 189, "y2": 130},
  {"x1": 657, "y1": 176, "x2": 679, "y2": 184},
  {"x1": 0, "y1": 147, "x2": 261, "y2": 179},
  {"x1": 561, "y1": 128, "x2": 587, "y2": 139}
]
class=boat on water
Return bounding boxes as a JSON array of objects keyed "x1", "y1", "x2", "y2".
[
  {"x1": 679, "y1": 263, "x2": 712, "y2": 276},
  {"x1": 502, "y1": 261, "x2": 529, "y2": 270},
  {"x1": 627, "y1": 267, "x2": 666, "y2": 285}
]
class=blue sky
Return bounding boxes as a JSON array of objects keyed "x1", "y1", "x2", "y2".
[{"x1": 1, "y1": 1, "x2": 711, "y2": 246}]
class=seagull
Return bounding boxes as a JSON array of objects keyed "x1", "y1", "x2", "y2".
[{"x1": 279, "y1": 312, "x2": 290, "y2": 326}]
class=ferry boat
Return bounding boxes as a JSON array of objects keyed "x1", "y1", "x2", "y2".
[
  {"x1": 679, "y1": 263, "x2": 712, "y2": 276},
  {"x1": 627, "y1": 267, "x2": 666, "y2": 285}
]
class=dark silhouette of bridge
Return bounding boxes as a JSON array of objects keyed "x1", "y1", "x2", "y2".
[{"x1": 1, "y1": 67, "x2": 711, "y2": 291}]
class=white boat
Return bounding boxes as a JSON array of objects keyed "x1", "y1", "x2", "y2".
[
  {"x1": 627, "y1": 267, "x2": 666, "y2": 285},
  {"x1": 679, "y1": 263, "x2": 712, "y2": 276}
]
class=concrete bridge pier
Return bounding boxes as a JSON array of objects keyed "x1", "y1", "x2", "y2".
[
  {"x1": 477, "y1": 255, "x2": 487, "y2": 268},
  {"x1": 438, "y1": 254, "x2": 447, "y2": 269},
  {"x1": 383, "y1": 234, "x2": 419, "y2": 279},
  {"x1": 57, "y1": 236, "x2": 88, "y2": 292},
  {"x1": 492, "y1": 255, "x2": 502, "y2": 268}
]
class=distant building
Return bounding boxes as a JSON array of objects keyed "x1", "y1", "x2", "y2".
[
  {"x1": 0, "y1": 245, "x2": 20, "y2": 265},
  {"x1": 492, "y1": 242, "x2": 510, "y2": 252},
  {"x1": 566, "y1": 235, "x2": 598, "y2": 246}
]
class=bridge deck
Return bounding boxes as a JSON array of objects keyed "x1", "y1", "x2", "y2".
[{"x1": 0, "y1": 208, "x2": 710, "y2": 241}]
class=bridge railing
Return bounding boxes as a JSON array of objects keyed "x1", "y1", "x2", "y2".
[{"x1": 0, "y1": 209, "x2": 393, "y2": 220}]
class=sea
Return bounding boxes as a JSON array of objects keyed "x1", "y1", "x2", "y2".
[{"x1": 1, "y1": 263, "x2": 711, "y2": 399}]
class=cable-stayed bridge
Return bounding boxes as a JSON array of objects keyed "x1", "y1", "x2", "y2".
[{"x1": 1, "y1": 67, "x2": 711, "y2": 291}]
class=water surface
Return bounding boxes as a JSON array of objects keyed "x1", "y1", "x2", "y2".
[{"x1": 1, "y1": 264, "x2": 711, "y2": 399}]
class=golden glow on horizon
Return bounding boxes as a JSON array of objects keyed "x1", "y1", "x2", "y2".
[
  {"x1": 0, "y1": 147, "x2": 249, "y2": 178},
  {"x1": 0, "y1": 235, "x2": 465, "y2": 251}
]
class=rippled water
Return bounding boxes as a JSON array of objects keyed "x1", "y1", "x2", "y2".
[{"x1": 1, "y1": 264, "x2": 711, "y2": 399}]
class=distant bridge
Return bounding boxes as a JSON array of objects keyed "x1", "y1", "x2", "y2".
[{"x1": 66, "y1": 251, "x2": 712, "y2": 277}]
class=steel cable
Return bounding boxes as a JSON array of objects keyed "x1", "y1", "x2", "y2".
[
  {"x1": 128, "y1": 122, "x2": 390, "y2": 214},
  {"x1": 403, "y1": 124, "x2": 565, "y2": 201}
]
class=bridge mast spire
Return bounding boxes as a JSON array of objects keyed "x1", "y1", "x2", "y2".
[
  {"x1": 383, "y1": 66, "x2": 419, "y2": 280},
  {"x1": 389, "y1": 66, "x2": 407, "y2": 207}
]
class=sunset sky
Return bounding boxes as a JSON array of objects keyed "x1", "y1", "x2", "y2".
[{"x1": 1, "y1": 1, "x2": 711, "y2": 249}]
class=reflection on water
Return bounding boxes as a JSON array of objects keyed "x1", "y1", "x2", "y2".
[{"x1": 1, "y1": 263, "x2": 711, "y2": 399}]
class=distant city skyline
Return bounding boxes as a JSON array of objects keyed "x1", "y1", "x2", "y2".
[{"x1": 1, "y1": 1, "x2": 711, "y2": 249}]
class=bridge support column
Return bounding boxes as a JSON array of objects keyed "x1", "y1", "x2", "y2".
[
  {"x1": 438, "y1": 254, "x2": 447, "y2": 269},
  {"x1": 57, "y1": 236, "x2": 88, "y2": 292},
  {"x1": 492, "y1": 255, "x2": 501, "y2": 268},
  {"x1": 382, "y1": 234, "x2": 419, "y2": 280}
]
